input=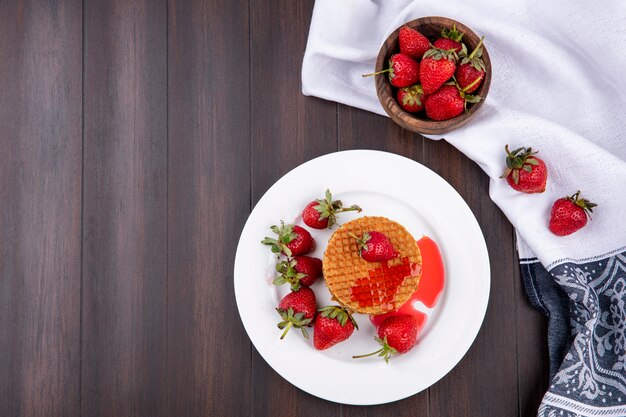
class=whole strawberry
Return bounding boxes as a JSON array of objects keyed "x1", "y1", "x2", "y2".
[
  {"x1": 500, "y1": 145, "x2": 547, "y2": 193},
  {"x1": 432, "y1": 24, "x2": 465, "y2": 53},
  {"x1": 420, "y1": 47, "x2": 458, "y2": 95},
  {"x1": 424, "y1": 82, "x2": 481, "y2": 121},
  {"x1": 276, "y1": 287, "x2": 317, "y2": 339},
  {"x1": 456, "y1": 36, "x2": 486, "y2": 93},
  {"x1": 302, "y1": 189, "x2": 361, "y2": 229},
  {"x1": 549, "y1": 191, "x2": 597, "y2": 236},
  {"x1": 399, "y1": 26, "x2": 430, "y2": 60},
  {"x1": 351, "y1": 231, "x2": 399, "y2": 262},
  {"x1": 362, "y1": 53, "x2": 420, "y2": 88},
  {"x1": 396, "y1": 84, "x2": 425, "y2": 113},
  {"x1": 274, "y1": 256, "x2": 323, "y2": 291},
  {"x1": 353, "y1": 315, "x2": 419, "y2": 363},
  {"x1": 313, "y1": 306, "x2": 358, "y2": 350},
  {"x1": 262, "y1": 221, "x2": 315, "y2": 256}
]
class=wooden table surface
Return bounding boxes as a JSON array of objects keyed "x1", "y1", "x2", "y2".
[{"x1": 0, "y1": 1, "x2": 550, "y2": 416}]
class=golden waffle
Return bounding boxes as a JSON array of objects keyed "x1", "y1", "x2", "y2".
[{"x1": 323, "y1": 216, "x2": 422, "y2": 315}]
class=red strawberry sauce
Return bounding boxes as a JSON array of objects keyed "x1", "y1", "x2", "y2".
[
  {"x1": 369, "y1": 236, "x2": 445, "y2": 329},
  {"x1": 349, "y1": 257, "x2": 420, "y2": 308}
]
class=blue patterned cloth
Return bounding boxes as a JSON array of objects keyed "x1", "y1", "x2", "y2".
[{"x1": 522, "y1": 250, "x2": 626, "y2": 416}]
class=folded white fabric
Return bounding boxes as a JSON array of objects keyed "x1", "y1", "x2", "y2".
[{"x1": 303, "y1": 1, "x2": 626, "y2": 415}]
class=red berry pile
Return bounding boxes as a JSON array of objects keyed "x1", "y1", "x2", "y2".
[
  {"x1": 261, "y1": 189, "x2": 362, "y2": 350},
  {"x1": 364, "y1": 24, "x2": 487, "y2": 121}
]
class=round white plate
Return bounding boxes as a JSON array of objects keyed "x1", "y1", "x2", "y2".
[{"x1": 234, "y1": 150, "x2": 490, "y2": 405}]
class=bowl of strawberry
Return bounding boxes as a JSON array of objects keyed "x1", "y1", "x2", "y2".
[{"x1": 365, "y1": 17, "x2": 491, "y2": 135}]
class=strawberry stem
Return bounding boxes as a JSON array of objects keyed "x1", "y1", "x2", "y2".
[
  {"x1": 352, "y1": 348, "x2": 384, "y2": 359},
  {"x1": 353, "y1": 336, "x2": 396, "y2": 363},
  {"x1": 362, "y1": 69, "x2": 390, "y2": 78},
  {"x1": 469, "y1": 36, "x2": 485, "y2": 59},
  {"x1": 336, "y1": 205, "x2": 362, "y2": 214},
  {"x1": 280, "y1": 321, "x2": 293, "y2": 340},
  {"x1": 461, "y1": 75, "x2": 482, "y2": 93},
  {"x1": 348, "y1": 232, "x2": 368, "y2": 252}
]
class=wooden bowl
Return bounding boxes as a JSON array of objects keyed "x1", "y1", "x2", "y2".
[{"x1": 375, "y1": 16, "x2": 491, "y2": 135}]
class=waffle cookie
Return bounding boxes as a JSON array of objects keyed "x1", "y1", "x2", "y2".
[{"x1": 323, "y1": 216, "x2": 422, "y2": 315}]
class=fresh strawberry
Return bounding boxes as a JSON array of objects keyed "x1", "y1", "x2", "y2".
[
  {"x1": 362, "y1": 53, "x2": 420, "y2": 88},
  {"x1": 432, "y1": 24, "x2": 465, "y2": 53},
  {"x1": 274, "y1": 256, "x2": 323, "y2": 291},
  {"x1": 302, "y1": 189, "x2": 361, "y2": 229},
  {"x1": 549, "y1": 191, "x2": 597, "y2": 236},
  {"x1": 313, "y1": 306, "x2": 358, "y2": 350},
  {"x1": 276, "y1": 287, "x2": 317, "y2": 339},
  {"x1": 433, "y1": 38, "x2": 463, "y2": 53},
  {"x1": 456, "y1": 36, "x2": 486, "y2": 93},
  {"x1": 351, "y1": 231, "x2": 399, "y2": 262},
  {"x1": 424, "y1": 81, "x2": 481, "y2": 121},
  {"x1": 262, "y1": 221, "x2": 315, "y2": 256},
  {"x1": 419, "y1": 47, "x2": 458, "y2": 95},
  {"x1": 500, "y1": 145, "x2": 547, "y2": 193},
  {"x1": 396, "y1": 84, "x2": 425, "y2": 113},
  {"x1": 398, "y1": 26, "x2": 430, "y2": 60},
  {"x1": 353, "y1": 315, "x2": 419, "y2": 363}
]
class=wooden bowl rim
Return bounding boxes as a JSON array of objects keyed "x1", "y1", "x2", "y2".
[{"x1": 375, "y1": 16, "x2": 492, "y2": 135}]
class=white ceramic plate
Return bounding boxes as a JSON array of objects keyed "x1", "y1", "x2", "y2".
[{"x1": 234, "y1": 150, "x2": 490, "y2": 405}]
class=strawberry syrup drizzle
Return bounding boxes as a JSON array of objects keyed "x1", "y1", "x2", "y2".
[
  {"x1": 369, "y1": 236, "x2": 445, "y2": 329},
  {"x1": 349, "y1": 257, "x2": 419, "y2": 308}
]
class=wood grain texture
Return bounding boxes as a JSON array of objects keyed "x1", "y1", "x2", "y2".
[
  {"x1": 0, "y1": 1, "x2": 82, "y2": 417},
  {"x1": 82, "y1": 1, "x2": 167, "y2": 416},
  {"x1": 515, "y1": 261, "x2": 550, "y2": 417},
  {"x1": 0, "y1": 1, "x2": 551, "y2": 416},
  {"x1": 166, "y1": 0, "x2": 252, "y2": 416},
  {"x1": 250, "y1": 1, "x2": 339, "y2": 416},
  {"x1": 374, "y1": 17, "x2": 491, "y2": 135}
]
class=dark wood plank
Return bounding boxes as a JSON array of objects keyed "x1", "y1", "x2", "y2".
[
  {"x1": 165, "y1": 0, "x2": 253, "y2": 415},
  {"x1": 0, "y1": 1, "x2": 82, "y2": 417},
  {"x1": 338, "y1": 106, "x2": 430, "y2": 417},
  {"x1": 251, "y1": 1, "x2": 338, "y2": 198},
  {"x1": 81, "y1": 1, "x2": 167, "y2": 416},
  {"x1": 421, "y1": 139, "x2": 519, "y2": 417},
  {"x1": 515, "y1": 259, "x2": 550, "y2": 417},
  {"x1": 250, "y1": 1, "x2": 340, "y2": 416}
]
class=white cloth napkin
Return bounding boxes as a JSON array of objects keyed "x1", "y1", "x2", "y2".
[{"x1": 303, "y1": 1, "x2": 626, "y2": 415}]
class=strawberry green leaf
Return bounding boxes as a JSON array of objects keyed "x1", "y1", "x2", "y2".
[{"x1": 273, "y1": 276, "x2": 287, "y2": 286}]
